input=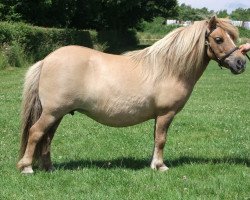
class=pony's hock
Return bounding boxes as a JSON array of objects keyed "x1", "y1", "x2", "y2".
[{"x1": 17, "y1": 16, "x2": 246, "y2": 174}]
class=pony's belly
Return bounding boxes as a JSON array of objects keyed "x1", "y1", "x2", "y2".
[
  {"x1": 86, "y1": 112, "x2": 152, "y2": 127},
  {"x1": 77, "y1": 102, "x2": 154, "y2": 127}
]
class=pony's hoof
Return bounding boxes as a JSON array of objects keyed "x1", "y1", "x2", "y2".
[
  {"x1": 40, "y1": 162, "x2": 55, "y2": 172},
  {"x1": 150, "y1": 162, "x2": 169, "y2": 171},
  {"x1": 21, "y1": 166, "x2": 34, "y2": 174},
  {"x1": 158, "y1": 165, "x2": 169, "y2": 172},
  {"x1": 44, "y1": 166, "x2": 55, "y2": 173}
]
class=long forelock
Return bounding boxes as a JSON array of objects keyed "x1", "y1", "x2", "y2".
[{"x1": 216, "y1": 18, "x2": 239, "y2": 41}]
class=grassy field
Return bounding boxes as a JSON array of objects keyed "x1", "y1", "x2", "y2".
[{"x1": 0, "y1": 61, "x2": 249, "y2": 199}]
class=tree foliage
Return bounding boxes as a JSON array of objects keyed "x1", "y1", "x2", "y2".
[
  {"x1": 230, "y1": 8, "x2": 250, "y2": 21},
  {"x1": 216, "y1": 10, "x2": 229, "y2": 18},
  {"x1": 0, "y1": 0, "x2": 22, "y2": 21},
  {"x1": 176, "y1": 4, "x2": 249, "y2": 22},
  {"x1": 0, "y1": 0, "x2": 178, "y2": 30},
  {"x1": 1, "y1": 1, "x2": 249, "y2": 31},
  {"x1": 177, "y1": 4, "x2": 213, "y2": 21}
]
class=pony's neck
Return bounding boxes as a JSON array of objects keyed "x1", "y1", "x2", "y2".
[
  {"x1": 126, "y1": 20, "x2": 210, "y2": 84},
  {"x1": 192, "y1": 55, "x2": 210, "y2": 83}
]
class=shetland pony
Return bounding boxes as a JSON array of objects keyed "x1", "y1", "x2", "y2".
[{"x1": 17, "y1": 16, "x2": 246, "y2": 173}]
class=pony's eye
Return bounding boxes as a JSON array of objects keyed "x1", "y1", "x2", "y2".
[{"x1": 215, "y1": 37, "x2": 224, "y2": 44}]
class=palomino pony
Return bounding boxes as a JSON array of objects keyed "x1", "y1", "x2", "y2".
[{"x1": 17, "y1": 16, "x2": 246, "y2": 174}]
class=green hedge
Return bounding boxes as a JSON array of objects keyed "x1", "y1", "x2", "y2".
[
  {"x1": 0, "y1": 22, "x2": 138, "y2": 68},
  {"x1": 0, "y1": 22, "x2": 95, "y2": 61}
]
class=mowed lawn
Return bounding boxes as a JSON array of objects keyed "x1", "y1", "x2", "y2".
[{"x1": 0, "y1": 61, "x2": 249, "y2": 199}]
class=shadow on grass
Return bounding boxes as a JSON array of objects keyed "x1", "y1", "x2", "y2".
[
  {"x1": 54, "y1": 156, "x2": 249, "y2": 171},
  {"x1": 54, "y1": 157, "x2": 149, "y2": 170}
]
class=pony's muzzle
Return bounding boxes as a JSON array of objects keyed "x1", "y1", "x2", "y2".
[{"x1": 226, "y1": 56, "x2": 246, "y2": 75}]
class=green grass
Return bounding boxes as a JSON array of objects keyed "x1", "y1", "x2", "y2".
[{"x1": 0, "y1": 61, "x2": 249, "y2": 199}]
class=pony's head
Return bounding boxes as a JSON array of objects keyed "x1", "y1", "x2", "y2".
[{"x1": 206, "y1": 16, "x2": 246, "y2": 74}]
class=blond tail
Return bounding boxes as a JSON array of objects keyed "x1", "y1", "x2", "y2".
[{"x1": 19, "y1": 61, "x2": 43, "y2": 159}]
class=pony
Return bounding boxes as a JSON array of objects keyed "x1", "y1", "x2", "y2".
[{"x1": 17, "y1": 16, "x2": 246, "y2": 173}]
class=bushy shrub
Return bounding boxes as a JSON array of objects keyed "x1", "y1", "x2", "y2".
[
  {"x1": 0, "y1": 22, "x2": 95, "y2": 62},
  {"x1": 0, "y1": 41, "x2": 27, "y2": 69},
  {"x1": 97, "y1": 30, "x2": 138, "y2": 53},
  {"x1": 0, "y1": 51, "x2": 8, "y2": 69},
  {"x1": 0, "y1": 22, "x2": 139, "y2": 67}
]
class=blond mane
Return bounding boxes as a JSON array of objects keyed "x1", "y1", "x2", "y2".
[{"x1": 125, "y1": 18, "x2": 238, "y2": 80}]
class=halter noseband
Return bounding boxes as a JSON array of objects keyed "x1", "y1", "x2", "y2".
[{"x1": 205, "y1": 28, "x2": 239, "y2": 67}]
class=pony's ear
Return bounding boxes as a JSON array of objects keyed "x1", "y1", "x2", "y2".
[{"x1": 208, "y1": 16, "x2": 217, "y2": 30}]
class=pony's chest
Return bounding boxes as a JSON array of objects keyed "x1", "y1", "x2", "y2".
[{"x1": 154, "y1": 80, "x2": 192, "y2": 112}]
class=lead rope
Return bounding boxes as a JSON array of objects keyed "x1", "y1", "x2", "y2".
[{"x1": 246, "y1": 53, "x2": 250, "y2": 61}]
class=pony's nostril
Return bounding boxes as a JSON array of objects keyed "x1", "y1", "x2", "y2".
[
  {"x1": 235, "y1": 59, "x2": 246, "y2": 71},
  {"x1": 237, "y1": 59, "x2": 242, "y2": 66}
]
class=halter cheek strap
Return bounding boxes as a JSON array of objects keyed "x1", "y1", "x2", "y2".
[{"x1": 205, "y1": 28, "x2": 239, "y2": 67}]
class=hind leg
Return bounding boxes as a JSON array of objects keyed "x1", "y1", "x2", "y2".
[
  {"x1": 17, "y1": 112, "x2": 58, "y2": 174},
  {"x1": 40, "y1": 118, "x2": 62, "y2": 171}
]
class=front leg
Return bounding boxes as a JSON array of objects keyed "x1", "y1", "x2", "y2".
[{"x1": 151, "y1": 111, "x2": 175, "y2": 171}]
